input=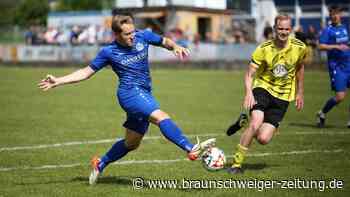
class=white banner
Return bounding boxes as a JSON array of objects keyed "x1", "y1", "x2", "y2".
[{"x1": 0, "y1": 43, "x2": 257, "y2": 63}]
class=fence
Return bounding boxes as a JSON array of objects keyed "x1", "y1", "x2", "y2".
[{"x1": 0, "y1": 43, "x2": 326, "y2": 70}]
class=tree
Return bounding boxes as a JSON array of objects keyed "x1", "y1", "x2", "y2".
[
  {"x1": 14, "y1": 0, "x2": 49, "y2": 26},
  {"x1": 55, "y1": 0, "x2": 115, "y2": 11},
  {"x1": 0, "y1": 0, "x2": 22, "y2": 26},
  {"x1": 56, "y1": 0, "x2": 103, "y2": 11}
]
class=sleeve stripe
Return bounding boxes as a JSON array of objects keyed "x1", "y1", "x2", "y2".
[{"x1": 250, "y1": 59, "x2": 260, "y2": 68}]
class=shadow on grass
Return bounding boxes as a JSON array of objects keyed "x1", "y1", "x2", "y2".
[
  {"x1": 14, "y1": 164, "x2": 268, "y2": 187},
  {"x1": 224, "y1": 162, "x2": 269, "y2": 172},
  {"x1": 72, "y1": 175, "x2": 134, "y2": 186},
  {"x1": 243, "y1": 163, "x2": 269, "y2": 171},
  {"x1": 72, "y1": 176, "x2": 208, "y2": 193},
  {"x1": 15, "y1": 179, "x2": 70, "y2": 186},
  {"x1": 16, "y1": 176, "x2": 140, "y2": 187}
]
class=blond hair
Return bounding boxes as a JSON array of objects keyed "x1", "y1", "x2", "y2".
[
  {"x1": 274, "y1": 14, "x2": 291, "y2": 27},
  {"x1": 111, "y1": 14, "x2": 133, "y2": 33}
]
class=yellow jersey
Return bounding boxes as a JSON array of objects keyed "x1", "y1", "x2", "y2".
[{"x1": 250, "y1": 37, "x2": 307, "y2": 101}]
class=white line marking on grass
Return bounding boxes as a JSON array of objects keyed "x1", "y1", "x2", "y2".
[
  {"x1": 0, "y1": 131, "x2": 348, "y2": 152},
  {"x1": 0, "y1": 163, "x2": 82, "y2": 172},
  {"x1": 0, "y1": 139, "x2": 116, "y2": 152},
  {"x1": 247, "y1": 149, "x2": 343, "y2": 157},
  {"x1": 0, "y1": 149, "x2": 343, "y2": 172},
  {"x1": 0, "y1": 133, "x2": 220, "y2": 152}
]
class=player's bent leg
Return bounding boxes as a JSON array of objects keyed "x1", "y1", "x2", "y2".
[
  {"x1": 102, "y1": 129, "x2": 144, "y2": 166},
  {"x1": 318, "y1": 68, "x2": 347, "y2": 127},
  {"x1": 89, "y1": 129, "x2": 144, "y2": 185},
  {"x1": 255, "y1": 123, "x2": 276, "y2": 145},
  {"x1": 316, "y1": 109, "x2": 327, "y2": 128},
  {"x1": 318, "y1": 67, "x2": 347, "y2": 127},
  {"x1": 335, "y1": 91, "x2": 346, "y2": 103},
  {"x1": 124, "y1": 129, "x2": 144, "y2": 150},
  {"x1": 317, "y1": 91, "x2": 346, "y2": 128},
  {"x1": 228, "y1": 110, "x2": 264, "y2": 174},
  {"x1": 240, "y1": 110, "x2": 264, "y2": 147}
]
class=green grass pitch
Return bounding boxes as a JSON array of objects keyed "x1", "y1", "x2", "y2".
[{"x1": 0, "y1": 65, "x2": 349, "y2": 197}]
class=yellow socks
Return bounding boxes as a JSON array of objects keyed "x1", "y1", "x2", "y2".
[{"x1": 232, "y1": 144, "x2": 248, "y2": 168}]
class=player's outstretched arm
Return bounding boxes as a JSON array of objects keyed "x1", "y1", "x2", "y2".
[
  {"x1": 243, "y1": 64, "x2": 257, "y2": 110},
  {"x1": 161, "y1": 37, "x2": 190, "y2": 60},
  {"x1": 295, "y1": 63, "x2": 304, "y2": 111},
  {"x1": 38, "y1": 66, "x2": 96, "y2": 91},
  {"x1": 319, "y1": 43, "x2": 349, "y2": 51}
]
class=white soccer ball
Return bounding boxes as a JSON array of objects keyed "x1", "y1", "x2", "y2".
[{"x1": 201, "y1": 147, "x2": 226, "y2": 171}]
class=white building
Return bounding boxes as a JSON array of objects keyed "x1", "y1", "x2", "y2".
[
  {"x1": 48, "y1": 11, "x2": 111, "y2": 29},
  {"x1": 115, "y1": 0, "x2": 226, "y2": 10}
]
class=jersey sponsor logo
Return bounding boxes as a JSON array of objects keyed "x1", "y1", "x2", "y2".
[
  {"x1": 136, "y1": 42, "x2": 144, "y2": 51},
  {"x1": 336, "y1": 36, "x2": 348, "y2": 43},
  {"x1": 121, "y1": 51, "x2": 147, "y2": 65},
  {"x1": 272, "y1": 64, "x2": 288, "y2": 77}
]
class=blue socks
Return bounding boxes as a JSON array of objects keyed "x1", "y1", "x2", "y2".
[
  {"x1": 98, "y1": 119, "x2": 194, "y2": 172},
  {"x1": 159, "y1": 119, "x2": 194, "y2": 152},
  {"x1": 99, "y1": 139, "x2": 129, "y2": 172},
  {"x1": 322, "y1": 97, "x2": 338, "y2": 113}
]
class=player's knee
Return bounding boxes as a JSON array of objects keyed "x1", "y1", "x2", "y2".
[
  {"x1": 159, "y1": 112, "x2": 170, "y2": 121},
  {"x1": 124, "y1": 140, "x2": 141, "y2": 151},
  {"x1": 256, "y1": 135, "x2": 271, "y2": 145},
  {"x1": 335, "y1": 94, "x2": 346, "y2": 102},
  {"x1": 150, "y1": 110, "x2": 171, "y2": 125}
]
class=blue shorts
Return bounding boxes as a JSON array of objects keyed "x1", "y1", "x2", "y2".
[
  {"x1": 328, "y1": 61, "x2": 350, "y2": 92},
  {"x1": 117, "y1": 87, "x2": 160, "y2": 134}
]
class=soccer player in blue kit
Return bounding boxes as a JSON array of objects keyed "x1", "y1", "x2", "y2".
[
  {"x1": 38, "y1": 14, "x2": 215, "y2": 185},
  {"x1": 316, "y1": 5, "x2": 350, "y2": 128}
]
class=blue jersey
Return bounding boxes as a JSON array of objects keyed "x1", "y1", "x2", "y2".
[
  {"x1": 319, "y1": 24, "x2": 350, "y2": 63},
  {"x1": 90, "y1": 29, "x2": 163, "y2": 90}
]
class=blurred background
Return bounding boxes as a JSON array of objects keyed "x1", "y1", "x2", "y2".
[{"x1": 0, "y1": 0, "x2": 349, "y2": 67}]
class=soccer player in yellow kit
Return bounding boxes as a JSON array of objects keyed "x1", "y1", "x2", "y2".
[{"x1": 228, "y1": 14, "x2": 307, "y2": 174}]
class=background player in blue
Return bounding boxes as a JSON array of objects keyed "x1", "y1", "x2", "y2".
[
  {"x1": 38, "y1": 14, "x2": 215, "y2": 185},
  {"x1": 316, "y1": 5, "x2": 350, "y2": 128}
]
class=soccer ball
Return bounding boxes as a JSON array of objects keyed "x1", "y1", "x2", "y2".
[{"x1": 201, "y1": 147, "x2": 226, "y2": 171}]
